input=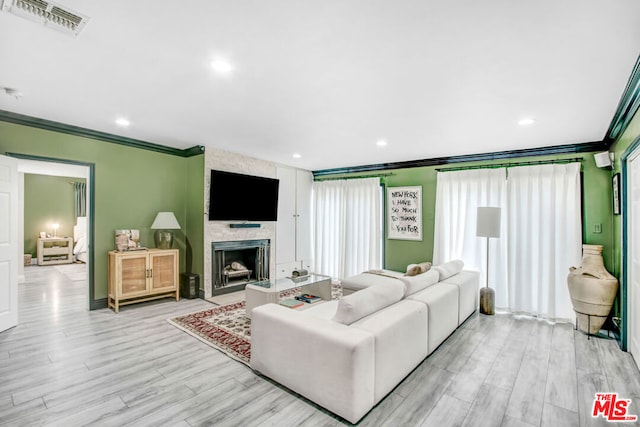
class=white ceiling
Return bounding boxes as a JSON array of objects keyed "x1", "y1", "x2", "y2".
[{"x1": 1, "y1": 0, "x2": 639, "y2": 171}]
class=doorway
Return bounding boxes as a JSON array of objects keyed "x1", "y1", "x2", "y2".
[
  {"x1": 14, "y1": 156, "x2": 94, "y2": 310},
  {"x1": 627, "y1": 144, "x2": 640, "y2": 365}
]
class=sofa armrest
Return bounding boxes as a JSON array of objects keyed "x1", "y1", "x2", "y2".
[{"x1": 250, "y1": 303, "x2": 375, "y2": 423}]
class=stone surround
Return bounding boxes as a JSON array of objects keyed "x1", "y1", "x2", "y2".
[{"x1": 204, "y1": 147, "x2": 277, "y2": 298}]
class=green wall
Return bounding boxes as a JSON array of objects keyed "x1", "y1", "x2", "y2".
[
  {"x1": 612, "y1": 109, "x2": 640, "y2": 277},
  {"x1": 23, "y1": 174, "x2": 85, "y2": 257},
  {"x1": 611, "y1": 108, "x2": 640, "y2": 347},
  {"x1": 320, "y1": 151, "x2": 615, "y2": 273},
  {"x1": 0, "y1": 121, "x2": 205, "y2": 304},
  {"x1": 185, "y1": 154, "x2": 205, "y2": 283}
]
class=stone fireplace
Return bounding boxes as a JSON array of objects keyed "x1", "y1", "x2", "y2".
[
  {"x1": 211, "y1": 239, "x2": 270, "y2": 296},
  {"x1": 204, "y1": 146, "x2": 277, "y2": 299}
]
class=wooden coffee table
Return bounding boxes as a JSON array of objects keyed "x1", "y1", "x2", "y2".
[{"x1": 245, "y1": 274, "x2": 332, "y2": 318}]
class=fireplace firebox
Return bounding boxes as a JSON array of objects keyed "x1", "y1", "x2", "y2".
[{"x1": 211, "y1": 239, "x2": 269, "y2": 296}]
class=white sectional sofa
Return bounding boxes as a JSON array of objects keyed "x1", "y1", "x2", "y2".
[{"x1": 250, "y1": 261, "x2": 479, "y2": 424}]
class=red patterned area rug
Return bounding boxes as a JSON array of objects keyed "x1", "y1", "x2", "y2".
[
  {"x1": 168, "y1": 301, "x2": 252, "y2": 365},
  {"x1": 168, "y1": 284, "x2": 342, "y2": 366}
]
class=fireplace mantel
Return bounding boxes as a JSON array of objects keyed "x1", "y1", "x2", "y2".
[{"x1": 203, "y1": 146, "x2": 278, "y2": 299}]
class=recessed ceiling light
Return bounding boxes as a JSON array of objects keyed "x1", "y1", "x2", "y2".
[
  {"x1": 211, "y1": 58, "x2": 234, "y2": 76},
  {"x1": 292, "y1": 153, "x2": 302, "y2": 159},
  {"x1": 115, "y1": 117, "x2": 130, "y2": 127},
  {"x1": 518, "y1": 118, "x2": 536, "y2": 126},
  {"x1": 376, "y1": 139, "x2": 388, "y2": 147}
]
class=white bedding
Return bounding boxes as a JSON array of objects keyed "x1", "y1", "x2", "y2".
[{"x1": 73, "y1": 217, "x2": 87, "y2": 263}]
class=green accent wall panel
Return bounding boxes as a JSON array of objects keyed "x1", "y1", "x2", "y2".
[
  {"x1": 0, "y1": 121, "x2": 204, "y2": 303},
  {"x1": 186, "y1": 154, "x2": 205, "y2": 282},
  {"x1": 613, "y1": 109, "x2": 640, "y2": 276},
  {"x1": 611, "y1": 102, "x2": 640, "y2": 349}
]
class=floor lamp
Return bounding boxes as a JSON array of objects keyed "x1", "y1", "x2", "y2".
[{"x1": 476, "y1": 207, "x2": 501, "y2": 315}]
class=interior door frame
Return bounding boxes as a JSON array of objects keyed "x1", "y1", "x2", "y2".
[
  {"x1": 621, "y1": 136, "x2": 640, "y2": 351},
  {"x1": 7, "y1": 153, "x2": 98, "y2": 309}
]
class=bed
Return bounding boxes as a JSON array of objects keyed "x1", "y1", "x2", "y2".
[{"x1": 73, "y1": 216, "x2": 88, "y2": 263}]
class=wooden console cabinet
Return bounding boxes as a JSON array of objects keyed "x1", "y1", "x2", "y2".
[{"x1": 108, "y1": 249, "x2": 179, "y2": 313}]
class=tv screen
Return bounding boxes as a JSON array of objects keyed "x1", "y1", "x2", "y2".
[{"x1": 209, "y1": 170, "x2": 280, "y2": 221}]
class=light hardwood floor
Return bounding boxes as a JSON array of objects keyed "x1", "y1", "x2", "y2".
[{"x1": 1, "y1": 265, "x2": 640, "y2": 426}]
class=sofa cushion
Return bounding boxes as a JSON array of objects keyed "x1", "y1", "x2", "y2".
[
  {"x1": 302, "y1": 300, "x2": 339, "y2": 320},
  {"x1": 433, "y1": 259, "x2": 464, "y2": 280},
  {"x1": 340, "y1": 270, "x2": 405, "y2": 295},
  {"x1": 440, "y1": 270, "x2": 480, "y2": 325},
  {"x1": 399, "y1": 269, "x2": 439, "y2": 296},
  {"x1": 332, "y1": 282, "x2": 405, "y2": 325},
  {"x1": 405, "y1": 261, "x2": 432, "y2": 276},
  {"x1": 351, "y1": 300, "x2": 428, "y2": 403},
  {"x1": 408, "y1": 283, "x2": 460, "y2": 354}
]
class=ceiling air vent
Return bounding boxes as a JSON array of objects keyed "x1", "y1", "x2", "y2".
[{"x1": 1, "y1": 0, "x2": 89, "y2": 36}]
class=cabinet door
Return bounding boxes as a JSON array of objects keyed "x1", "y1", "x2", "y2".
[
  {"x1": 276, "y1": 167, "x2": 297, "y2": 265},
  {"x1": 150, "y1": 251, "x2": 177, "y2": 292},
  {"x1": 295, "y1": 169, "x2": 313, "y2": 263},
  {"x1": 119, "y1": 256, "x2": 149, "y2": 297}
]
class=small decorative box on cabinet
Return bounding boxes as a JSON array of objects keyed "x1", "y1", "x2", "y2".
[{"x1": 108, "y1": 248, "x2": 179, "y2": 313}]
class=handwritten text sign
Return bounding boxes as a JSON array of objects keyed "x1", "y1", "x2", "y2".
[{"x1": 387, "y1": 186, "x2": 422, "y2": 240}]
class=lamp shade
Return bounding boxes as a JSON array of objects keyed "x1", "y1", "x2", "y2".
[
  {"x1": 150, "y1": 212, "x2": 181, "y2": 230},
  {"x1": 476, "y1": 207, "x2": 501, "y2": 238}
]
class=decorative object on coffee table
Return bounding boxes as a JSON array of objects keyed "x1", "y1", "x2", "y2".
[
  {"x1": 245, "y1": 274, "x2": 332, "y2": 318},
  {"x1": 476, "y1": 207, "x2": 501, "y2": 315},
  {"x1": 151, "y1": 212, "x2": 181, "y2": 249},
  {"x1": 567, "y1": 244, "x2": 618, "y2": 336}
]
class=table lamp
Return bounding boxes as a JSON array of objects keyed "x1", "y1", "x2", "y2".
[
  {"x1": 476, "y1": 207, "x2": 501, "y2": 315},
  {"x1": 52, "y1": 223, "x2": 59, "y2": 237},
  {"x1": 150, "y1": 212, "x2": 181, "y2": 249}
]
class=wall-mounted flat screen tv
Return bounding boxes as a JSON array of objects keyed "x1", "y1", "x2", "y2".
[{"x1": 209, "y1": 170, "x2": 280, "y2": 221}]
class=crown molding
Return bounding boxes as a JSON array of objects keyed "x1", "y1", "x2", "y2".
[
  {"x1": 0, "y1": 110, "x2": 204, "y2": 158},
  {"x1": 606, "y1": 54, "x2": 640, "y2": 142},
  {"x1": 313, "y1": 141, "x2": 609, "y2": 176}
]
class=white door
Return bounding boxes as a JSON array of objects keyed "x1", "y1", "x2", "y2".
[
  {"x1": 276, "y1": 166, "x2": 297, "y2": 264},
  {"x1": 0, "y1": 154, "x2": 18, "y2": 332},
  {"x1": 295, "y1": 170, "x2": 313, "y2": 267},
  {"x1": 629, "y1": 147, "x2": 640, "y2": 363}
]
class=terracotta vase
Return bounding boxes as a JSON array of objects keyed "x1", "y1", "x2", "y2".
[{"x1": 567, "y1": 244, "x2": 618, "y2": 334}]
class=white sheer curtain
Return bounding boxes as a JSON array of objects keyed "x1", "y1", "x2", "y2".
[
  {"x1": 507, "y1": 163, "x2": 582, "y2": 320},
  {"x1": 313, "y1": 178, "x2": 381, "y2": 279},
  {"x1": 433, "y1": 163, "x2": 582, "y2": 320},
  {"x1": 433, "y1": 169, "x2": 508, "y2": 305}
]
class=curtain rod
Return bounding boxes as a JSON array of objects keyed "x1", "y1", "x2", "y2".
[
  {"x1": 435, "y1": 157, "x2": 584, "y2": 173},
  {"x1": 314, "y1": 172, "x2": 395, "y2": 181}
]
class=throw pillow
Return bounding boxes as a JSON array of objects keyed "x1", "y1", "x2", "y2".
[
  {"x1": 332, "y1": 282, "x2": 405, "y2": 325},
  {"x1": 405, "y1": 265, "x2": 422, "y2": 277},
  {"x1": 400, "y1": 269, "x2": 439, "y2": 296},
  {"x1": 433, "y1": 259, "x2": 464, "y2": 280},
  {"x1": 405, "y1": 261, "x2": 432, "y2": 276}
]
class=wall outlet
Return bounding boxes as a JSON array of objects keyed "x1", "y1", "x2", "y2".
[{"x1": 594, "y1": 223, "x2": 602, "y2": 234}]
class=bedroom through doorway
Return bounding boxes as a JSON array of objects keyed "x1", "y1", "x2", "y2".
[{"x1": 16, "y1": 158, "x2": 92, "y2": 310}]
